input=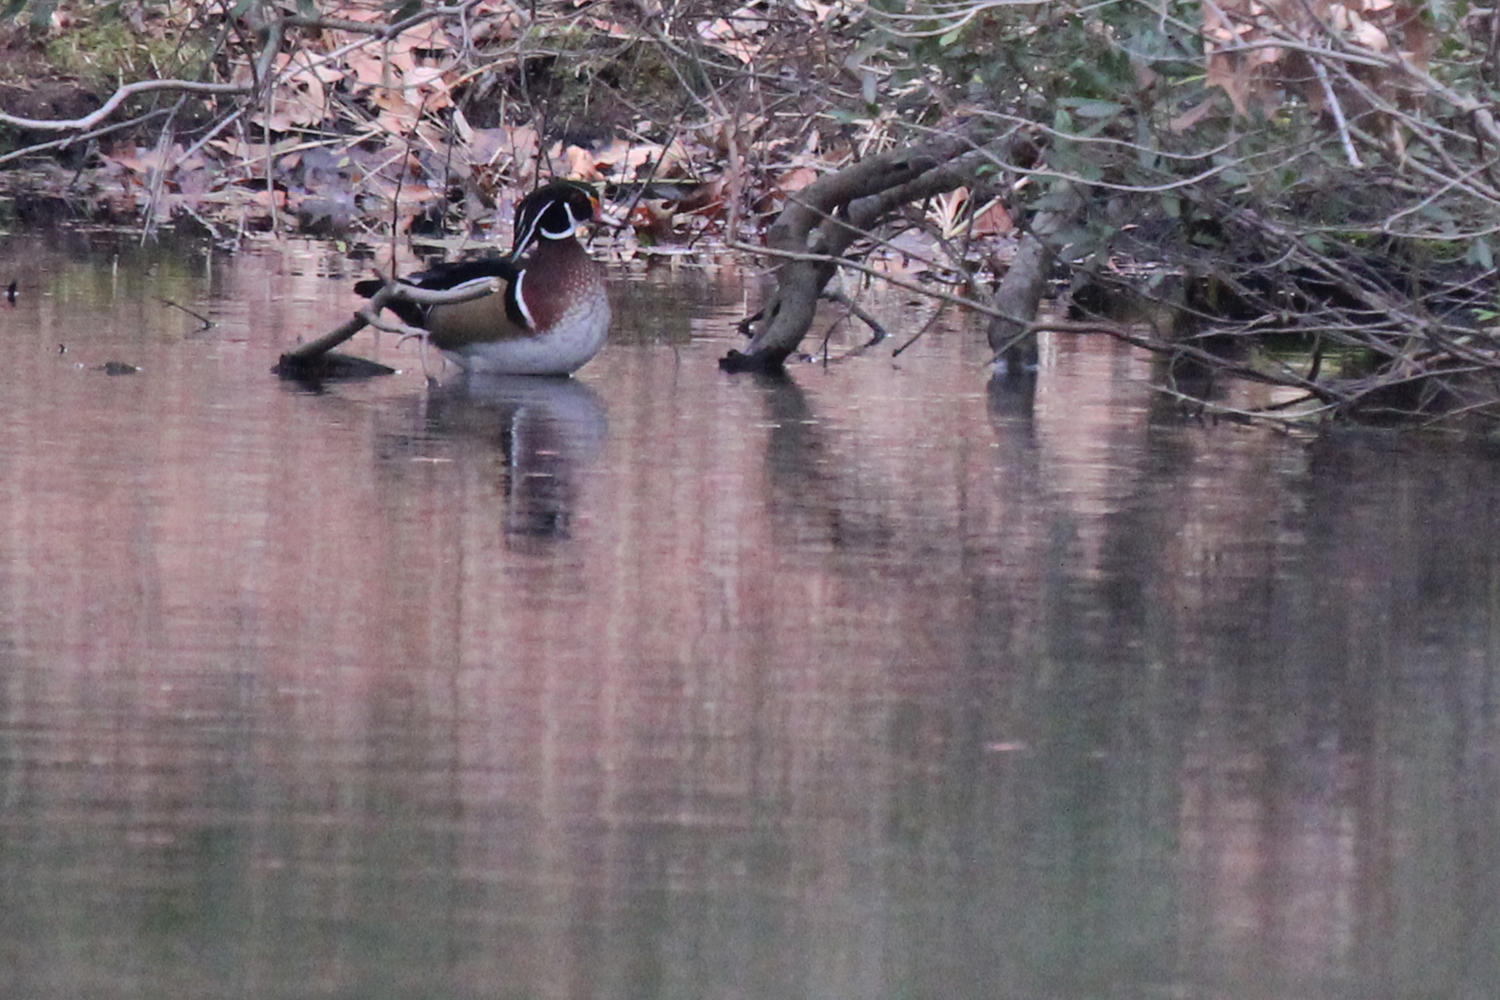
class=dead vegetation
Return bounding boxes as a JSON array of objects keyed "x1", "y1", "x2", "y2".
[{"x1": 1, "y1": 0, "x2": 1499, "y2": 426}]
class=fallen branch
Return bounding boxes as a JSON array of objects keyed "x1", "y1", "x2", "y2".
[
  {"x1": 273, "y1": 276, "x2": 502, "y2": 375},
  {"x1": 722, "y1": 130, "x2": 1000, "y2": 371},
  {"x1": 0, "y1": 78, "x2": 254, "y2": 133}
]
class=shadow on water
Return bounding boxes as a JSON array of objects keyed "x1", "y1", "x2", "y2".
[{"x1": 0, "y1": 229, "x2": 1496, "y2": 1000}]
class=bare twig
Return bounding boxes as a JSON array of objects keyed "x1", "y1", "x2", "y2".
[
  {"x1": 155, "y1": 296, "x2": 215, "y2": 331},
  {"x1": 0, "y1": 79, "x2": 252, "y2": 132}
]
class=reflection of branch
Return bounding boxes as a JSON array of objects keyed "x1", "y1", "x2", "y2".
[
  {"x1": 891, "y1": 303, "x2": 949, "y2": 357},
  {"x1": 823, "y1": 288, "x2": 889, "y2": 345}
]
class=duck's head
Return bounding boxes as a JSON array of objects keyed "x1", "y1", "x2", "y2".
[{"x1": 510, "y1": 180, "x2": 602, "y2": 258}]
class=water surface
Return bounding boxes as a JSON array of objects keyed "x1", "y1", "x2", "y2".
[{"x1": 0, "y1": 229, "x2": 1497, "y2": 1000}]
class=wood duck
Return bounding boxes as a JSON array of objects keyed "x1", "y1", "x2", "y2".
[{"x1": 355, "y1": 180, "x2": 610, "y2": 375}]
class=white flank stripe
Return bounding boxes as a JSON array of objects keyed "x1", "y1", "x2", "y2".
[{"x1": 512, "y1": 269, "x2": 536, "y2": 329}]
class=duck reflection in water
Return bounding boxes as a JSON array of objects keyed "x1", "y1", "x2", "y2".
[{"x1": 394, "y1": 374, "x2": 607, "y2": 542}]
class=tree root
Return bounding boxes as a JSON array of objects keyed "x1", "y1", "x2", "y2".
[{"x1": 723, "y1": 126, "x2": 1052, "y2": 372}]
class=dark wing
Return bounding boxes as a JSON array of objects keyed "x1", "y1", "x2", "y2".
[{"x1": 402, "y1": 256, "x2": 521, "y2": 290}]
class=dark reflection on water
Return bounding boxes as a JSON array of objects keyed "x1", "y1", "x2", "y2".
[{"x1": 0, "y1": 231, "x2": 1498, "y2": 1000}]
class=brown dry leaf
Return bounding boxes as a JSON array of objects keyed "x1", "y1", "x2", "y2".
[
  {"x1": 630, "y1": 201, "x2": 675, "y2": 241},
  {"x1": 403, "y1": 66, "x2": 454, "y2": 111},
  {"x1": 557, "y1": 143, "x2": 603, "y2": 181},
  {"x1": 777, "y1": 166, "x2": 819, "y2": 192},
  {"x1": 589, "y1": 137, "x2": 692, "y2": 181},
  {"x1": 372, "y1": 88, "x2": 425, "y2": 135},
  {"x1": 327, "y1": 4, "x2": 384, "y2": 26},
  {"x1": 582, "y1": 15, "x2": 636, "y2": 39},
  {"x1": 928, "y1": 187, "x2": 1010, "y2": 238},
  {"x1": 971, "y1": 198, "x2": 1013, "y2": 236},
  {"x1": 1201, "y1": 0, "x2": 1290, "y2": 115},
  {"x1": 389, "y1": 17, "x2": 450, "y2": 53},
  {"x1": 590, "y1": 137, "x2": 655, "y2": 176},
  {"x1": 1203, "y1": 0, "x2": 1431, "y2": 116},
  {"x1": 659, "y1": 138, "x2": 694, "y2": 178},
  {"x1": 244, "y1": 188, "x2": 288, "y2": 211},
  {"x1": 347, "y1": 36, "x2": 418, "y2": 79},
  {"x1": 711, "y1": 114, "x2": 769, "y2": 157},
  {"x1": 469, "y1": 7, "x2": 525, "y2": 44},
  {"x1": 698, "y1": 11, "x2": 764, "y2": 64},
  {"x1": 365, "y1": 176, "x2": 442, "y2": 210},
  {"x1": 208, "y1": 137, "x2": 300, "y2": 163},
  {"x1": 99, "y1": 143, "x2": 148, "y2": 175},
  {"x1": 469, "y1": 124, "x2": 541, "y2": 171},
  {"x1": 790, "y1": 0, "x2": 845, "y2": 23},
  {"x1": 413, "y1": 120, "x2": 452, "y2": 159},
  {"x1": 1169, "y1": 96, "x2": 1222, "y2": 133},
  {"x1": 344, "y1": 48, "x2": 392, "y2": 89},
  {"x1": 231, "y1": 53, "x2": 341, "y2": 131}
]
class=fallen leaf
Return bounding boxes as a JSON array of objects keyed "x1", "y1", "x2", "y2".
[
  {"x1": 971, "y1": 198, "x2": 1012, "y2": 236},
  {"x1": 777, "y1": 166, "x2": 819, "y2": 192}
]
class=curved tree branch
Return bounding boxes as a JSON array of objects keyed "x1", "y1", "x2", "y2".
[
  {"x1": 721, "y1": 126, "x2": 1046, "y2": 372},
  {"x1": 721, "y1": 132, "x2": 977, "y2": 371},
  {"x1": 0, "y1": 78, "x2": 253, "y2": 132}
]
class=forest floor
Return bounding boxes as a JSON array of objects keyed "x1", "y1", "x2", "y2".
[{"x1": 0, "y1": 1, "x2": 1013, "y2": 279}]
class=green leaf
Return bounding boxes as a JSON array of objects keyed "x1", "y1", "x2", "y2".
[{"x1": 1467, "y1": 238, "x2": 1494, "y2": 270}]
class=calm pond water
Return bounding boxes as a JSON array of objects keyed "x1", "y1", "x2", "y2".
[{"x1": 0, "y1": 227, "x2": 1498, "y2": 1000}]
